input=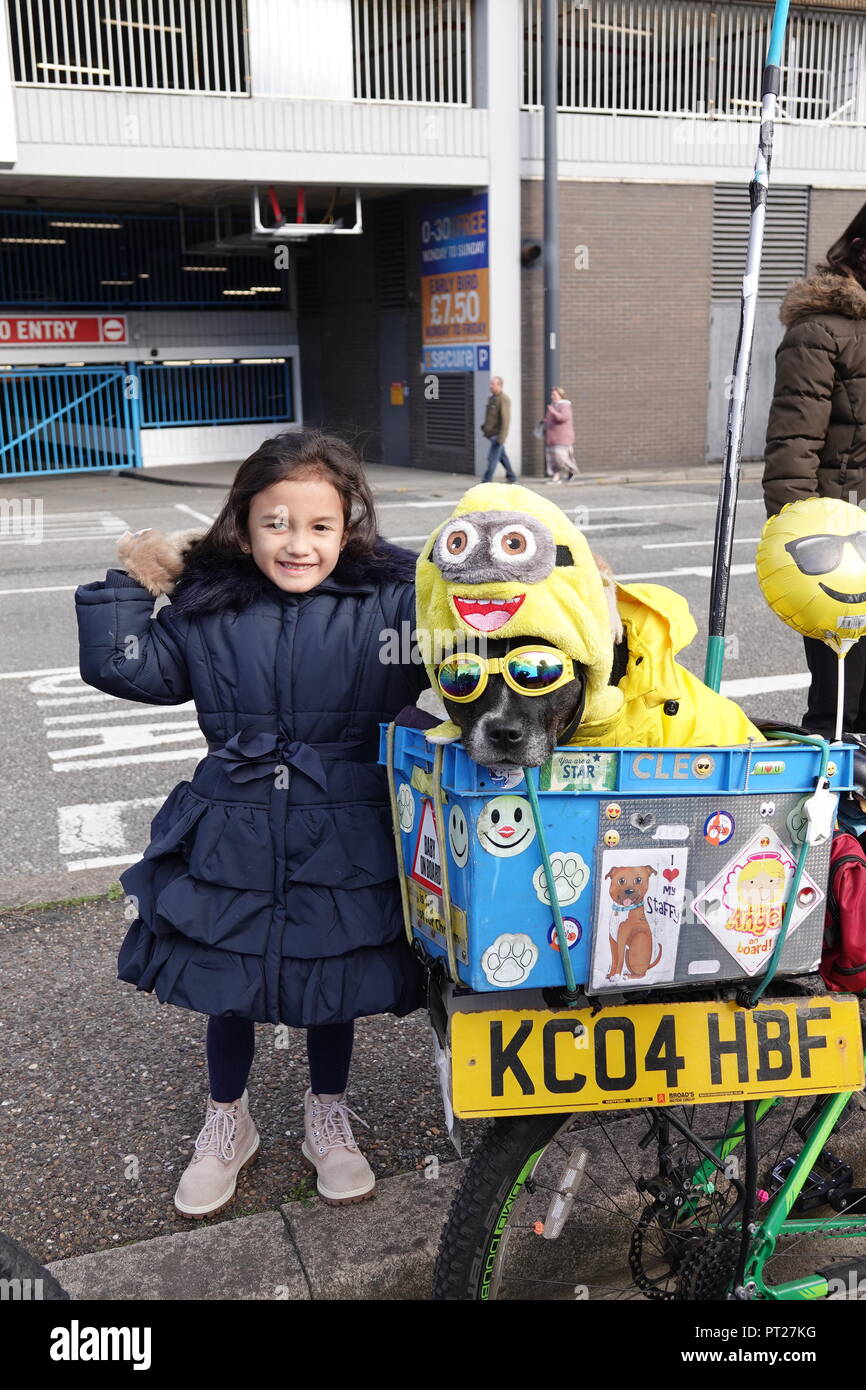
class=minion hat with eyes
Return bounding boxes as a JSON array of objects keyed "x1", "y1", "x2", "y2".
[{"x1": 415, "y1": 483, "x2": 625, "y2": 736}]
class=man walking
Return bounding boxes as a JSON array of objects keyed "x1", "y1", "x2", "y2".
[{"x1": 481, "y1": 375, "x2": 516, "y2": 483}]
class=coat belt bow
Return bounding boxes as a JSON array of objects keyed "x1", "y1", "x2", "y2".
[{"x1": 207, "y1": 726, "x2": 364, "y2": 789}]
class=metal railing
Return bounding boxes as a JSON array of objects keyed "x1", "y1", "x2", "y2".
[
  {"x1": 6, "y1": 0, "x2": 249, "y2": 95},
  {"x1": 138, "y1": 358, "x2": 294, "y2": 428},
  {"x1": 351, "y1": 0, "x2": 472, "y2": 103},
  {"x1": 0, "y1": 366, "x2": 140, "y2": 476},
  {"x1": 523, "y1": 0, "x2": 866, "y2": 124}
]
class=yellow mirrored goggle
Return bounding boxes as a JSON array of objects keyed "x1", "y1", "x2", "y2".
[{"x1": 436, "y1": 645, "x2": 576, "y2": 703}]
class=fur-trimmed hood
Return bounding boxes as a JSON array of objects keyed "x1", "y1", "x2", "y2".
[
  {"x1": 171, "y1": 536, "x2": 417, "y2": 615},
  {"x1": 779, "y1": 269, "x2": 866, "y2": 327}
]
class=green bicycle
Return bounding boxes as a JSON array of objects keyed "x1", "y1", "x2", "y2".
[{"x1": 433, "y1": 1013, "x2": 866, "y2": 1301}]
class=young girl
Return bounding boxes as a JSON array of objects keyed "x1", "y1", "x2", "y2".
[{"x1": 74, "y1": 431, "x2": 428, "y2": 1216}]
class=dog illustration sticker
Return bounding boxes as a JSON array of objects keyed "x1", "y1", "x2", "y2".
[
  {"x1": 476, "y1": 796, "x2": 536, "y2": 857},
  {"x1": 589, "y1": 848, "x2": 689, "y2": 991},
  {"x1": 482, "y1": 933, "x2": 539, "y2": 986},
  {"x1": 691, "y1": 827, "x2": 824, "y2": 977}
]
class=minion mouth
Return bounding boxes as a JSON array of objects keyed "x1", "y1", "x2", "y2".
[
  {"x1": 820, "y1": 583, "x2": 866, "y2": 603},
  {"x1": 453, "y1": 593, "x2": 525, "y2": 632}
]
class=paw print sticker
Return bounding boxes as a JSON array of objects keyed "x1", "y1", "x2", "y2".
[
  {"x1": 532, "y1": 852, "x2": 589, "y2": 907},
  {"x1": 482, "y1": 933, "x2": 539, "y2": 987},
  {"x1": 397, "y1": 783, "x2": 415, "y2": 833}
]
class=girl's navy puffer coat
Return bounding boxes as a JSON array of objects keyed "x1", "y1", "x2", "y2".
[{"x1": 74, "y1": 539, "x2": 428, "y2": 1027}]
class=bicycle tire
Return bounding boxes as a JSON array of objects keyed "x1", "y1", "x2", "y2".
[
  {"x1": 433, "y1": 1112, "x2": 570, "y2": 1300},
  {"x1": 432, "y1": 1099, "x2": 866, "y2": 1301}
]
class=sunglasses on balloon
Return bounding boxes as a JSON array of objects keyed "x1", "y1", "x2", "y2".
[{"x1": 435, "y1": 645, "x2": 576, "y2": 703}]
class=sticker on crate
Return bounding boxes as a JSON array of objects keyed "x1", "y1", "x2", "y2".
[
  {"x1": 691, "y1": 826, "x2": 824, "y2": 976},
  {"x1": 539, "y1": 750, "x2": 618, "y2": 792},
  {"x1": 532, "y1": 851, "x2": 590, "y2": 906},
  {"x1": 475, "y1": 795, "x2": 537, "y2": 857},
  {"x1": 410, "y1": 799, "x2": 442, "y2": 893},
  {"x1": 589, "y1": 848, "x2": 689, "y2": 991},
  {"x1": 447, "y1": 804, "x2": 470, "y2": 867},
  {"x1": 397, "y1": 782, "x2": 415, "y2": 833},
  {"x1": 481, "y1": 932, "x2": 539, "y2": 987}
]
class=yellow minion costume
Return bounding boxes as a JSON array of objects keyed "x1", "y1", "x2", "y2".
[{"x1": 415, "y1": 483, "x2": 765, "y2": 749}]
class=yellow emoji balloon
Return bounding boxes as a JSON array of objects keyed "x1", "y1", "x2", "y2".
[{"x1": 756, "y1": 497, "x2": 866, "y2": 655}]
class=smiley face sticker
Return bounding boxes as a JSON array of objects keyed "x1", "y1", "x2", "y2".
[
  {"x1": 604, "y1": 828, "x2": 620, "y2": 848},
  {"x1": 447, "y1": 804, "x2": 470, "y2": 868},
  {"x1": 476, "y1": 796, "x2": 537, "y2": 857},
  {"x1": 605, "y1": 802, "x2": 622, "y2": 821}
]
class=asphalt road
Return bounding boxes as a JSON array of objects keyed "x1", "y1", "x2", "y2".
[{"x1": 1, "y1": 463, "x2": 807, "y2": 912}]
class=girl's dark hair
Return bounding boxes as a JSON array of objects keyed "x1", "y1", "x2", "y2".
[
  {"x1": 819, "y1": 201, "x2": 866, "y2": 287},
  {"x1": 187, "y1": 429, "x2": 380, "y2": 567}
]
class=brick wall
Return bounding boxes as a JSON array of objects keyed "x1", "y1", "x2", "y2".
[{"x1": 521, "y1": 180, "x2": 714, "y2": 474}]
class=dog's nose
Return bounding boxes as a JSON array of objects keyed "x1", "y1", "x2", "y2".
[{"x1": 486, "y1": 719, "x2": 525, "y2": 748}]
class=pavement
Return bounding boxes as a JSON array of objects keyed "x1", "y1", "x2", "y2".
[{"x1": 0, "y1": 451, "x2": 802, "y2": 1303}]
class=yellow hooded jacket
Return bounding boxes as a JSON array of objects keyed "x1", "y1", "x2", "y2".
[{"x1": 415, "y1": 483, "x2": 765, "y2": 749}]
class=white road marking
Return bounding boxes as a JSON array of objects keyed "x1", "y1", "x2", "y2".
[
  {"x1": 643, "y1": 537, "x2": 759, "y2": 551},
  {"x1": 52, "y1": 748, "x2": 207, "y2": 773},
  {"x1": 173, "y1": 503, "x2": 216, "y2": 525},
  {"x1": 617, "y1": 562, "x2": 756, "y2": 581},
  {"x1": 720, "y1": 673, "x2": 810, "y2": 696},
  {"x1": 59, "y1": 796, "x2": 164, "y2": 858}
]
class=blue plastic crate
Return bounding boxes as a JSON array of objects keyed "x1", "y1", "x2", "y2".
[{"x1": 380, "y1": 724, "x2": 854, "y2": 996}]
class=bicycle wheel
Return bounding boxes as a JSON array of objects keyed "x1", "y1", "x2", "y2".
[{"x1": 432, "y1": 1095, "x2": 866, "y2": 1301}]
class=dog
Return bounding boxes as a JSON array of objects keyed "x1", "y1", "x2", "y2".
[
  {"x1": 604, "y1": 865, "x2": 661, "y2": 980},
  {"x1": 438, "y1": 559, "x2": 626, "y2": 769}
]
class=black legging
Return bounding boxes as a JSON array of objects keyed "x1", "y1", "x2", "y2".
[
  {"x1": 802, "y1": 635, "x2": 866, "y2": 737},
  {"x1": 206, "y1": 1015, "x2": 355, "y2": 1102}
]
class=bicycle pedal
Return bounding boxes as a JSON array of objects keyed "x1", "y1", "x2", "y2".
[{"x1": 830, "y1": 1186, "x2": 866, "y2": 1214}]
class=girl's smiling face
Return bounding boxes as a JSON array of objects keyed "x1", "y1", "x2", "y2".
[{"x1": 244, "y1": 474, "x2": 347, "y2": 593}]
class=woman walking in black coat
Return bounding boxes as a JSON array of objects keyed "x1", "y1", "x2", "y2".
[
  {"x1": 75, "y1": 431, "x2": 428, "y2": 1214},
  {"x1": 764, "y1": 201, "x2": 866, "y2": 735}
]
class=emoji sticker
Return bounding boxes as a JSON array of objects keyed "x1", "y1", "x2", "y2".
[
  {"x1": 605, "y1": 802, "x2": 622, "y2": 821},
  {"x1": 693, "y1": 755, "x2": 715, "y2": 779},
  {"x1": 481, "y1": 933, "x2": 539, "y2": 986},
  {"x1": 476, "y1": 796, "x2": 536, "y2": 857},
  {"x1": 604, "y1": 828, "x2": 620, "y2": 848},
  {"x1": 759, "y1": 800, "x2": 776, "y2": 819},
  {"x1": 447, "y1": 804, "x2": 470, "y2": 868},
  {"x1": 532, "y1": 852, "x2": 590, "y2": 907},
  {"x1": 397, "y1": 782, "x2": 415, "y2": 833}
]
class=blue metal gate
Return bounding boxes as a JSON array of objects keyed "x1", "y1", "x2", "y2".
[{"x1": 0, "y1": 365, "x2": 142, "y2": 478}]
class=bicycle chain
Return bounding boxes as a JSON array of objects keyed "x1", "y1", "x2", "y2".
[{"x1": 629, "y1": 1204, "x2": 866, "y2": 1300}]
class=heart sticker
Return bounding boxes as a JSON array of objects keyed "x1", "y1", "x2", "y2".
[{"x1": 663, "y1": 867, "x2": 679, "y2": 882}]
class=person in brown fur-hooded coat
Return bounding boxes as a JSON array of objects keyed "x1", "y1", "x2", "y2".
[{"x1": 763, "y1": 202, "x2": 866, "y2": 734}]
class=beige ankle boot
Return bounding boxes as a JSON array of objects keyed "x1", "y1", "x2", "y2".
[
  {"x1": 174, "y1": 1089, "x2": 260, "y2": 1219},
  {"x1": 301, "y1": 1089, "x2": 375, "y2": 1205}
]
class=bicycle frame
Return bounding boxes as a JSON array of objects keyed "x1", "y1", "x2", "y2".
[{"x1": 675, "y1": 1055, "x2": 866, "y2": 1298}]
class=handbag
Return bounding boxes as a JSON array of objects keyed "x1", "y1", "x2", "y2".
[{"x1": 532, "y1": 420, "x2": 546, "y2": 441}]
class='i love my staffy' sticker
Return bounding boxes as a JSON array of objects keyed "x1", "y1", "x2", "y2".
[{"x1": 589, "y1": 847, "x2": 689, "y2": 992}]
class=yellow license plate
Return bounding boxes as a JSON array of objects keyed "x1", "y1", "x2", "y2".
[{"x1": 451, "y1": 995, "x2": 865, "y2": 1119}]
